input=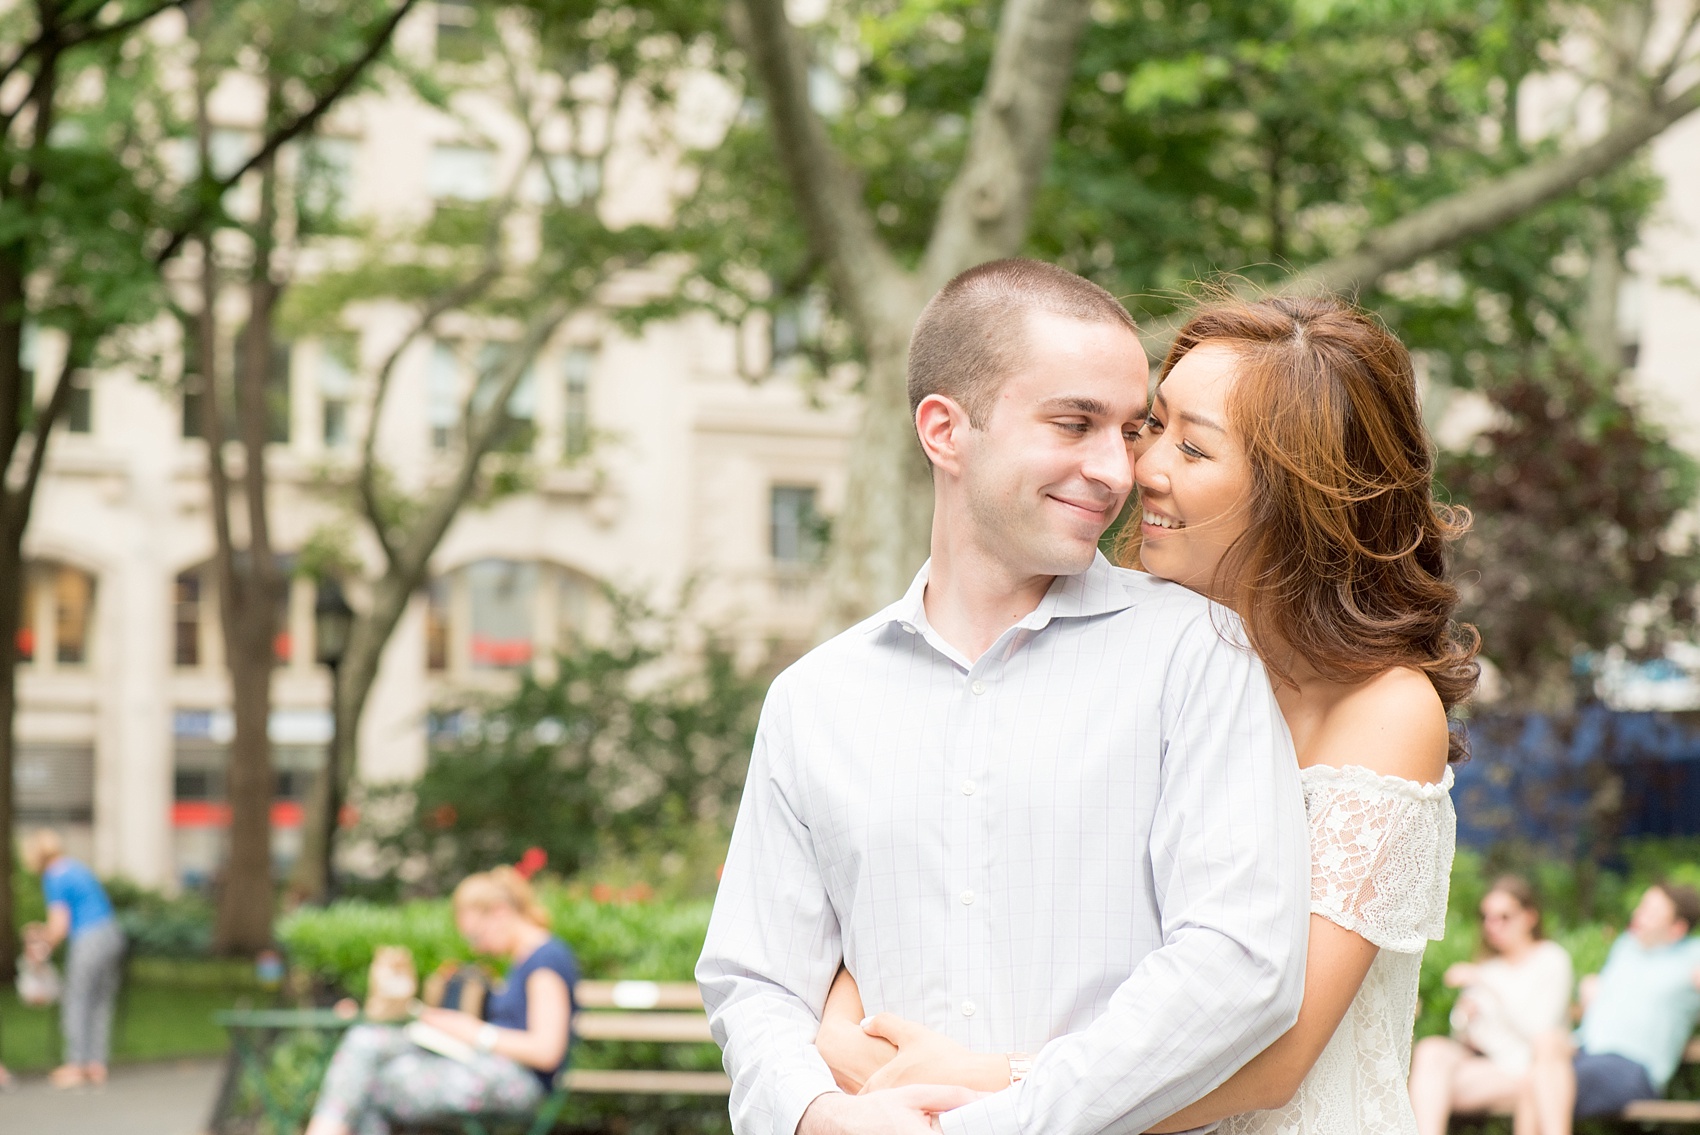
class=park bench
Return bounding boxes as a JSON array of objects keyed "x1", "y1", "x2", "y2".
[
  {"x1": 208, "y1": 981, "x2": 729, "y2": 1135},
  {"x1": 1456, "y1": 1036, "x2": 1700, "y2": 1130}
]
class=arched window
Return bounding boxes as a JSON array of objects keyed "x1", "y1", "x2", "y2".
[
  {"x1": 16, "y1": 561, "x2": 96, "y2": 669},
  {"x1": 424, "y1": 560, "x2": 597, "y2": 677}
]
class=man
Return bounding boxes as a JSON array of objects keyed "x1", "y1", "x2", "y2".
[
  {"x1": 1515, "y1": 881, "x2": 1700, "y2": 1135},
  {"x1": 698, "y1": 259, "x2": 1311, "y2": 1135}
]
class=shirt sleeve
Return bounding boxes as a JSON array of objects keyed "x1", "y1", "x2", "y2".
[
  {"x1": 697, "y1": 676, "x2": 843, "y2": 1135},
  {"x1": 1306, "y1": 766, "x2": 1455, "y2": 953},
  {"x1": 940, "y1": 612, "x2": 1311, "y2": 1135},
  {"x1": 42, "y1": 867, "x2": 69, "y2": 911}
]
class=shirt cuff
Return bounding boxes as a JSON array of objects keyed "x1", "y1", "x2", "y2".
[
  {"x1": 777, "y1": 1058, "x2": 843, "y2": 1135},
  {"x1": 937, "y1": 1084, "x2": 1022, "y2": 1135}
]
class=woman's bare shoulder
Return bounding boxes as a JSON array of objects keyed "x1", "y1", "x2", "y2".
[{"x1": 1304, "y1": 666, "x2": 1449, "y2": 786}]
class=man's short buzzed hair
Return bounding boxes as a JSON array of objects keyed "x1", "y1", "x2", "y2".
[{"x1": 907, "y1": 258, "x2": 1140, "y2": 428}]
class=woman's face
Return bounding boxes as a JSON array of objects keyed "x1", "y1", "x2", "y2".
[
  {"x1": 1132, "y1": 342, "x2": 1255, "y2": 600},
  {"x1": 1479, "y1": 889, "x2": 1537, "y2": 954},
  {"x1": 455, "y1": 902, "x2": 516, "y2": 955}
]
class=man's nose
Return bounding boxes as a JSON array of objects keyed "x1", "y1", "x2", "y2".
[{"x1": 1083, "y1": 429, "x2": 1135, "y2": 496}]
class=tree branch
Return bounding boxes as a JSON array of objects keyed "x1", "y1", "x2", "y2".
[
  {"x1": 62, "y1": 0, "x2": 186, "y2": 51},
  {"x1": 392, "y1": 301, "x2": 568, "y2": 582},
  {"x1": 1287, "y1": 77, "x2": 1700, "y2": 296},
  {"x1": 354, "y1": 259, "x2": 502, "y2": 566},
  {"x1": 11, "y1": 336, "x2": 84, "y2": 523},
  {"x1": 1132, "y1": 75, "x2": 1700, "y2": 360},
  {"x1": 153, "y1": 0, "x2": 422, "y2": 266},
  {"x1": 732, "y1": 0, "x2": 907, "y2": 334},
  {"x1": 920, "y1": 0, "x2": 1094, "y2": 287}
]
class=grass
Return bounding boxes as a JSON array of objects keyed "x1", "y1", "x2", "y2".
[{"x1": 0, "y1": 957, "x2": 263, "y2": 1073}]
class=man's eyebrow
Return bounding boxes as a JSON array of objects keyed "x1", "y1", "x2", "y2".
[{"x1": 1040, "y1": 396, "x2": 1113, "y2": 415}]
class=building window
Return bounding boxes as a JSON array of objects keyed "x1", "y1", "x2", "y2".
[
  {"x1": 771, "y1": 486, "x2": 823, "y2": 564},
  {"x1": 467, "y1": 560, "x2": 536, "y2": 670},
  {"x1": 16, "y1": 568, "x2": 38, "y2": 662},
  {"x1": 524, "y1": 155, "x2": 600, "y2": 206},
  {"x1": 771, "y1": 289, "x2": 826, "y2": 365},
  {"x1": 474, "y1": 343, "x2": 536, "y2": 451},
  {"x1": 429, "y1": 340, "x2": 459, "y2": 451},
  {"x1": 64, "y1": 371, "x2": 92, "y2": 433},
  {"x1": 427, "y1": 145, "x2": 495, "y2": 202},
  {"x1": 16, "y1": 562, "x2": 96, "y2": 669},
  {"x1": 174, "y1": 572, "x2": 202, "y2": 667},
  {"x1": 563, "y1": 347, "x2": 592, "y2": 458},
  {"x1": 435, "y1": 0, "x2": 482, "y2": 63},
  {"x1": 298, "y1": 136, "x2": 357, "y2": 232},
  {"x1": 425, "y1": 577, "x2": 449, "y2": 672},
  {"x1": 425, "y1": 562, "x2": 597, "y2": 677},
  {"x1": 319, "y1": 338, "x2": 355, "y2": 449},
  {"x1": 266, "y1": 340, "x2": 292, "y2": 445},
  {"x1": 54, "y1": 566, "x2": 91, "y2": 664}
]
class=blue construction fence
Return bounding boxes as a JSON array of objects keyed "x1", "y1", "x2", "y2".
[{"x1": 1455, "y1": 705, "x2": 1700, "y2": 852}]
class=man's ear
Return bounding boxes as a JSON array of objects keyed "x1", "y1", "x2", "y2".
[{"x1": 915, "y1": 393, "x2": 972, "y2": 473}]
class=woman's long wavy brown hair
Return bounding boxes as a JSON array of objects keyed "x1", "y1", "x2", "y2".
[{"x1": 1117, "y1": 293, "x2": 1481, "y2": 761}]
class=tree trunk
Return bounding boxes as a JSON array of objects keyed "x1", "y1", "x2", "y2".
[
  {"x1": 292, "y1": 575, "x2": 409, "y2": 903},
  {"x1": 212, "y1": 138, "x2": 286, "y2": 952},
  {"x1": 820, "y1": 308, "x2": 931, "y2": 631},
  {"x1": 0, "y1": 521, "x2": 22, "y2": 982}
]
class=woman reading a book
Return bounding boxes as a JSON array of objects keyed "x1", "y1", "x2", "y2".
[{"x1": 304, "y1": 866, "x2": 579, "y2": 1135}]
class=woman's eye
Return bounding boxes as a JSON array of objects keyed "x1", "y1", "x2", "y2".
[{"x1": 1181, "y1": 441, "x2": 1209, "y2": 459}]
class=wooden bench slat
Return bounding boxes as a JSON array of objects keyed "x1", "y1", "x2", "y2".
[
  {"x1": 575, "y1": 981, "x2": 704, "y2": 1011},
  {"x1": 574, "y1": 1012, "x2": 716, "y2": 1043},
  {"x1": 562, "y1": 1069, "x2": 732, "y2": 1095},
  {"x1": 1622, "y1": 1099, "x2": 1700, "y2": 1123}
]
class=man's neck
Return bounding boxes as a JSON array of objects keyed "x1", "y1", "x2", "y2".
[{"x1": 922, "y1": 524, "x2": 1059, "y2": 664}]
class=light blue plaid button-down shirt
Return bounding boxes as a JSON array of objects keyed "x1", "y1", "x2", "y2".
[{"x1": 698, "y1": 554, "x2": 1310, "y2": 1135}]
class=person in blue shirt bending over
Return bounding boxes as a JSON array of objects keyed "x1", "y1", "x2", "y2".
[
  {"x1": 1516, "y1": 881, "x2": 1700, "y2": 1134},
  {"x1": 21, "y1": 828, "x2": 126, "y2": 1088}
]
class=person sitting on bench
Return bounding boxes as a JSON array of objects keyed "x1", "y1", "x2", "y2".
[
  {"x1": 1514, "y1": 881, "x2": 1700, "y2": 1135},
  {"x1": 304, "y1": 866, "x2": 579, "y2": 1135}
]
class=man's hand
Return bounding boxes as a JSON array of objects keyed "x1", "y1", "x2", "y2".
[
  {"x1": 860, "y1": 1015, "x2": 1012, "y2": 1094},
  {"x1": 799, "y1": 1086, "x2": 984, "y2": 1135}
]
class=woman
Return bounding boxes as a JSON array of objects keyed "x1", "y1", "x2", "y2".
[
  {"x1": 304, "y1": 866, "x2": 578, "y2": 1135},
  {"x1": 21, "y1": 828, "x2": 125, "y2": 1089},
  {"x1": 817, "y1": 294, "x2": 1477, "y2": 1134},
  {"x1": 1407, "y1": 877, "x2": 1573, "y2": 1135}
]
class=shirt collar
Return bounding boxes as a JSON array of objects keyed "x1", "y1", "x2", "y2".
[{"x1": 870, "y1": 551, "x2": 1135, "y2": 640}]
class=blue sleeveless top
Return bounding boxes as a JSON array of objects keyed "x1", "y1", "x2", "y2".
[{"x1": 485, "y1": 936, "x2": 579, "y2": 1086}]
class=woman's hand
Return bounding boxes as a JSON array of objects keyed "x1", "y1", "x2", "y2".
[
  {"x1": 1443, "y1": 962, "x2": 1480, "y2": 990},
  {"x1": 860, "y1": 1015, "x2": 1011, "y2": 1095},
  {"x1": 417, "y1": 1006, "x2": 481, "y2": 1042},
  {"x1": 818, "y1": 968, "x2": 897, "y2": 1094}
]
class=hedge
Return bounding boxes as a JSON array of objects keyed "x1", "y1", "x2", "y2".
[{"x1": 278, "y1": 885, "x2": 712, "y2": 996}]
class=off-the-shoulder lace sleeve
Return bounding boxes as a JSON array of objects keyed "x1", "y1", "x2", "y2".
[{"x1": 1304, "y1": 763, "x2": 1456, "y2": 953}]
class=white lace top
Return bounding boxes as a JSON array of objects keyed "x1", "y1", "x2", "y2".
[{"x1": 1220, "y1": 763, "x2": 1456, "y2": 1135}]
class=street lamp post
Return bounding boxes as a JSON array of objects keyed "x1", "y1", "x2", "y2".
[{"x1": 313, "y1": 580, "x2": 354, "y2": 903}]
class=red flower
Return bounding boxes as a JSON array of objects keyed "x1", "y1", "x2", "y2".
[
  {"x1": 591, "y1": 883, "x2": 615, "y2": 903},
  {"x1": 430, "y1": 803, "x2": 458, "y2": 829},
  {"x1": 515, "y1": 847, "x2": 548, "y2": 879}
]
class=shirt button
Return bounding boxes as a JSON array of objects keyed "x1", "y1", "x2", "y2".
[
  {"x1": 961, "y1": 1000, "x2": 977, "y2": 1017},
  {"x1": 961, "y1": 780, "x2": 976, "y2": 796},
  {"x1": 900, "y1": 623, "x2": 916, "y2": 634},
  {"x1": 960, "y1": 890, "x2": 976, "y2": 905},
  {"x1": 970, "y1": 680, "x2": 986, "y2": 695}
]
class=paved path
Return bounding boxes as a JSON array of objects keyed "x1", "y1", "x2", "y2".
[{"x1": 0, "y1": 1058, "x2": 224, "y2": 1135}]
